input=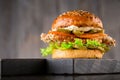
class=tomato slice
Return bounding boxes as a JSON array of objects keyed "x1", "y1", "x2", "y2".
[
  {"x1": 48, "y1": 31, "x2": 75, "y2": 37},
  {"x1": 77, "y1": 33, "x2": 107, "y2": 38}
]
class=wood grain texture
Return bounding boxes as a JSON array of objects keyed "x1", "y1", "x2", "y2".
[
  {"x1": 0, "y1": 0, "x2": 120, "y2": 59},
  {"x1": 74, "y1": 59, "x2": 120, "y2": 74},
  {"x1": 3, "y1": 76, "x2": 73, "y2": 80},
  {"x1": 2, "y1": 59, "x2": 46, "y2": 75},
  {"x1": 2, "y1": 59, "x2": 120, "y2": 75}
]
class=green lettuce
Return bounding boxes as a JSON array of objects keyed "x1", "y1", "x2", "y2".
[
  {"x1": 40, "y1": 43, "x2": 54, "y2": 56},
  {"x1": 40, "y1": 39, "x2": 110, "y2": 56},
  {"x1": 85, "y1": 40, "x2": 101, "y2": 49},
  {"x1": 73, "y1": 38, "x2": 86, "y2": 49}
]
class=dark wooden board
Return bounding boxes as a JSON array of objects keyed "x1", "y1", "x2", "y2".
[
  {"x1": 2, "y1": 75, "x2": 73, "y2": 80},
  {"x1": 1, "y1": 59, "x2": 46, "y2": 76},
  {"x1": 1, "y1": 59, "x2": 120, "y2": 76},
  {"x1": 1, "y1": 59, "x2": 120, "y2": 80},
  {"x1": 74, "y1": 59, "x2": 120, "y2": 74},
  {"x1": 2, "y1": 74, "x2": 120, "y2": 80},
  {"x1": 46, "y1": 59, "x2": 73, "y2": 74}
]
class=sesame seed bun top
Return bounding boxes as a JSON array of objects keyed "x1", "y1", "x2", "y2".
[{"x1": 52, "y1": 10, "x2": 103, "y2": 31}]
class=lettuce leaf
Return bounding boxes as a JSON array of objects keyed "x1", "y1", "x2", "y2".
[
  {"x1": 85, "y1": 40, "x2": 101, "y2": 49},
  {"x1": 40, "y1": 39, "x2": 110, "y2": 56},
  {"x1": 40, "y1": 43, "x2": 54, "y2": 56},
  {"x1": 73, "y1": 38, "x2": 86, "y2": 49},
  {"x1": 74, "y1": 38, "x2": 83, "y2": 47},
  {"x1": 85, "y1": 39, "x2": 110, "y2": 52},
  {"x1": 60, "y1": 42, "x2": 73, "y2": 49}
]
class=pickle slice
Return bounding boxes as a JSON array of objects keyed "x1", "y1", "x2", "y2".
[
  {"x1": 85, "y1": 29, "x2": 104, "y2": 34},
  {"x1": 57, "y1": 28, "x2": 71, "y2": 33},
  {"x1": 72, "y1": 29, "x2": 84, "y2": 35}
]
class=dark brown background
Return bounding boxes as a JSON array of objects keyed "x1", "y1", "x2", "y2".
[{"x1": 0, "y1": 0, "x2": 120, "y2": 59}]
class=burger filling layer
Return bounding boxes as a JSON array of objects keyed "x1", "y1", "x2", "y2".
[
  {"x1": 41, "y1": 38, "x2": 110, "y2": 56},
  {"x1": 53, "y1": 25, "x2": 104, "y2": 35},
  {"x1": 40, "y1": 26, "x2": 115, "y2": 56}
]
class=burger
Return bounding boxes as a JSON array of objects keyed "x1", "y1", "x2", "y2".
[{"x1": 40, "y1": 10, "x2": 115, "y2": 59}]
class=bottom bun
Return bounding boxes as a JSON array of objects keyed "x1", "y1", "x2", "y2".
[{"x1": 52, "y1": 49, "x2": 104, "y2": 59}]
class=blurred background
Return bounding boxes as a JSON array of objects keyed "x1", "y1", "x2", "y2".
[{"x1": 0, "y1": 0, "x2": 120, "y2": 59}]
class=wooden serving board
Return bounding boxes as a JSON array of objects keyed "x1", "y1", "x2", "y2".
[
  {"x1": 1, "y1": 59, "x2": 120, "y2": 80},
  {"x1": 1, "y1": 59, "x2": 120, "y2": 76}
]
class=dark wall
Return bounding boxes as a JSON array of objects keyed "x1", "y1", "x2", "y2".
[{"x1": 0, "y1": 0, "x2": 120, "y2": 59}]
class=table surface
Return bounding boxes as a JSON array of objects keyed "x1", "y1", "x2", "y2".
[{"x1": 2, "y1": 74, "x2": 120, "y2": 80}]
